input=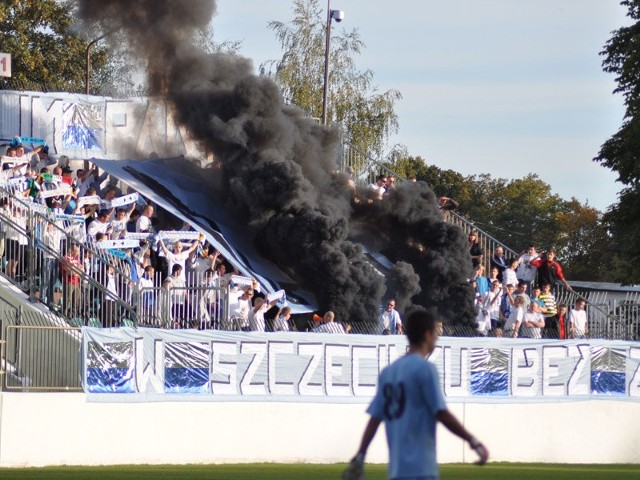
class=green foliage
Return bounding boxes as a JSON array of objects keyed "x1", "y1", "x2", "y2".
[
  {"x1": 385, "y1": 149, "x2": 619, "y2": 281},
  {"x1": 261, "y1": 0, "x2": 401, "y2": 158},
  {"x1": 595, "y1": 0, "x2": 640, "y2": 283},
  {"x1": 0, "y1": 0, "x2": 107, "y2": 92}
]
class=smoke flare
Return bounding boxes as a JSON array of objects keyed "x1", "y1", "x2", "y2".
[{"x1": 77, "y1": 0, "x2": 475, "y2": 325}]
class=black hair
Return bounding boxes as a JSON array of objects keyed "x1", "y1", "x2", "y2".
[{"x1": 405, "y1": 310, "x2": 438, "y2": 346}]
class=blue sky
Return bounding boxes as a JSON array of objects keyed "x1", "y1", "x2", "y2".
[{"x1": 214, "y1": 1, "x2": 631, "y2": 211}]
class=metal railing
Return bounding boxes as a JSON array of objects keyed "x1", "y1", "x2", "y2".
[
  {"x1": 136, "y1": 285, "x2": 229, "y2": 330},
  {"x1": 339, "y1": 141, "x2": 405, "y2": 186},
  {"x1": 0, "y1": 296, "x2": 82, "y2": 391}
]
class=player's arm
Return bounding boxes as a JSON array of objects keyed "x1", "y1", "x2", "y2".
[
  {"x1": 356, "y1": 416, "x2": 381, "y2": 457},
  {"x1": 343, "y1": 416, "x2": 381, "y2": 480},
  {"x1": 436, "y1": 409, "x2": 489, "y2": 465}
]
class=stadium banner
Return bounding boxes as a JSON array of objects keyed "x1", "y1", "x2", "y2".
[{"x1": 82, "y1": 327, "x2": 640, "y2": 403}]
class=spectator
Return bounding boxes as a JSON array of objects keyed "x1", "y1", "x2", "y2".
[
  {"x1": 498, "y1": 283, "x2": 516, "y2": 337},
  {"x1": 4, "y1": 200, "x2": 28, "y2": 281},
  {"x1": 136, "y1": 204, "x2": 155, "y2": 233},
  {"x1": 87, "y1": 209, "x2": 113, "y2": 241},
  {"x1": 102, "y1": 264, "x2": 120, "y2": 328},
  {"x1": 61, "y1": 243, "x2": 83, "y2": 319},
  {"x1": 168, "y1": 264, "x2": 188, "y2": 328},
  {"x1": 127, "y1": 209, "x2": 141, "y2": 233},
  {"x1": 312, "y1": 311, "x2": 346, "y2": 333},
  {"x1": 110, "y1": 204, "x2": 137, "y2": 239},
  {"x1": 530, "y1": 286, "x2": 545, "y2": 309},
  {"x1": 468, "y1": 230, "x2": 483, "y2": 269},
  {"x1": 539, "y1": 283, "x2": 559, "y2": 338},
  {"x1": 519, "y1": 302, "x2": 545, "y2": 339},
  {"x1": 474, "y1": 264, "x2": 490, "y2": 297},
  {"x1": 485, "y1": 280, "x2": 502, "y2": 335},
  {"x1": 367, "y1": 175, "x2": 387, "y2": 200},
  {"x1": 475, "y1": 289, "x2": 491, "y2": 337},
  {"x1": 186, "y1": 244, "x2": 219, "y2": 287},
  {"x1": 569, "y1": 298, "x2": 588, "y2": 339},
  {"x1": 231, "y1": 287, "x2": 254, "y2": 332},
  {"x1": 75, "y1": 167, "x2": 99, "y2": 197},
  {"x1": 249, "y1": 296, "x2": 278, "y2": 332},
  {"x1": 437, "y1": 196, "x2": 459, "y2": 221},
  {"x1": 139, "y1": 265, "x2": 156, "y2": 325},
  {"x1": 378, "y1": 299, "x2": 403, "y2": 334},
  {"x1": 488, "y1": 266, "x2": 500, "y2": 286},
  {"x1": 41, "y1": 222, "x2": 62, "y2": 308},
  {"x1": 516, "y1": 244, "x2": 539, "y2": 292},
  {"x1": 530, "y1": 248, "x2": 571, "y2": 291},
  {"x1": 273, "y1": 306, "x2": 293, "y2": 332},
  {"x1": 504, "y1": 295, "x2": 525, "y2": 338},
  {"x1": 514, "y1": 281, "x2": 531, "y2": 311},
  {"x1": 198, "y1": 268, "x2": 220, "y2": 329},
  {"x1": 158, "y1": 234, "x2": 203, "y2": 282},
  {"x1": 60, "y1": 166, "x2": 74, "y2": 187},
  {"x1": 11, "y1": 138, "x2": 43, "y2": 164},
  {"x1": 490, "y1": 246, "x2": 508, "y2": 283},
  {"x1": 503, "y1": 258, "x2": 519, "y2": 290},
  {"x1": 385, "y1": 175, "x2": 396, "y2": 191},
  {"x1": 557, "y1": 304, "x2": 568, "y2": 340}
]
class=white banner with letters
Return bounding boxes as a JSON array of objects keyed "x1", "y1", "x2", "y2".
[{"x1": 82, "y1": 327, "x2": 640, "y2": 403}]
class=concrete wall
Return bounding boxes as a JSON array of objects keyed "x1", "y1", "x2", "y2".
[{"x1": 1, "y1": 393, "x2": 639, "y2": 467}]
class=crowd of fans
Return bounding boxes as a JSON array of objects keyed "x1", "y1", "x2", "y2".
[
  {"x1": 1, "y1": 139, "x2": 589, "y2": 337},
  {"x1": 469, "y1": 232, "x2": 587, "y2": 339},
  {"x1": 1, "y1": 138, "x2": 307, "y2": 331}
]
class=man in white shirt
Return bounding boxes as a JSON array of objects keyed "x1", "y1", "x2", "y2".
[
  {"x1": 378, "y1": 299, "x2": 403, "y2": 334},
  {"x1": 312, "y1": 311, "x2": 345, "y2": 334},
  {"x1": 87, "y1": 209, "x2": 112, "y2": 241},
  {"x1": 367, "y1": 175, "x2": 387, "y2": 199},
  {"x1": 273, "y1": 306, "x2": 292, "y2": 332},
  {"x1": 569, "y1": 298, "x2": 588, "y2": 339},
  {"x1": 158, "y1": 234, "x2": 202, "y2": 282},
  {"x1": 136, "y1": 204, "x2": 154, "y2": 233},
  {"x1": 516, "y1": 244, "x2": 539, "y2": 292},
  {"x1": 520, "y1": 302, "x2": 545, "y2": 339},
  {"x1": 232, "y1": 287, "x2": 254, "y2": 331}
]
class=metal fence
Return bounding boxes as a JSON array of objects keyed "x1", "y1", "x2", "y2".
[{"x1": 0, "y1": 296, "x2": 82, "y2": 391}]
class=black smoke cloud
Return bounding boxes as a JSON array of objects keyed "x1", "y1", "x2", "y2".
[{"x1": 77, "y1": 0, "x2": 475, "y2": 325}]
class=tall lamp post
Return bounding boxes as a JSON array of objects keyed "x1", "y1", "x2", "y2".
[
  {"x1": 85, "y1": 27, "x2": 120, "y2": 95},
  {"x1": 321, "y1": 1, "x2": 344, "y2": 125}
]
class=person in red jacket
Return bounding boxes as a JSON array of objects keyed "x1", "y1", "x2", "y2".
[
  {"x1": 530, "y1": 249, "x2": 572, "y2": 291},
  {"x1": 557, "y1": 304, "x2": 568, "y2": 340}
]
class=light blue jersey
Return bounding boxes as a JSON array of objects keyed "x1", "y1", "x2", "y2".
[{"x1": 367, "y1": 353, "x2": 446, "y2": 479}]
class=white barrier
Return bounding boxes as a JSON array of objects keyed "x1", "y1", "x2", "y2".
[{"x1": 0, "y1": 392, "x2": 639, "y2": 467}]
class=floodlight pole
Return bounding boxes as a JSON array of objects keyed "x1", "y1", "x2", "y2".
[
  {"x1": 85, "y1": 27, "x2": 120, "y2": 95},
  {"x1": 321, "y1": 1, "x2": 345, "y2": 125}
]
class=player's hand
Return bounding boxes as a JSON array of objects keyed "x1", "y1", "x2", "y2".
[
  {"x1": 342, "y1": 453, "x2": 365, "y2": 480},
  {"x1": 469, "y1": 437, "x2": 489, "y2": 465}
]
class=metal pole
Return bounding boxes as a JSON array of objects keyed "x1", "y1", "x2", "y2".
[
  {"x1": 85, "y1": 27, "x2": 120, "y2": 95},
  {"x1": 321, "y1": 0, "x2": 331, "y2": 125}
]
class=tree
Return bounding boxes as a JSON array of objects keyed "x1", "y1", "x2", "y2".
[
  {"x1": 595, "y1": 0, "x2": 640, "y2": 283},
  {"x1": 0, "y1": 0, "x2": 109, "y2": 93},
  {"x1": 555, "y1": 199, "x2": 618, "y2": 281},
  {"x1": 261, "y1": 0, "x2": 401, "y2": 158}
]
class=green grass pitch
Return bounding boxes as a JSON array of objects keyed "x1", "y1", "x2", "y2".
[{"x1": 0, "y1": 463, "x2": 638, "y2": 479}]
